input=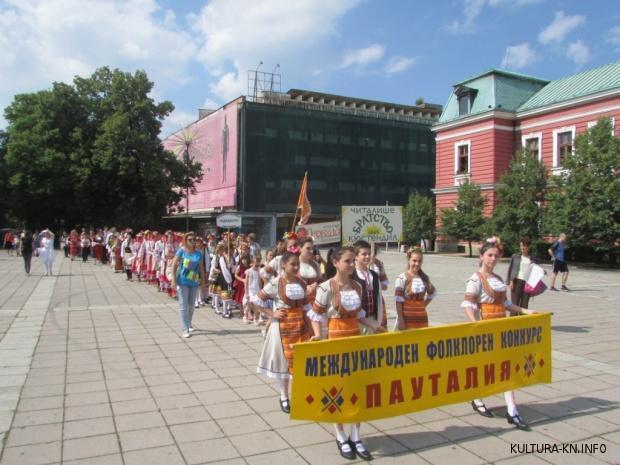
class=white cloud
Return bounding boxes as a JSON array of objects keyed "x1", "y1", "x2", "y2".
[
  {"x1": 385, "y1": 56, "x2": 417, "y2": 75},
  {"x1": 161, "y1": 109, "x2": 197, "y2": 138},
  {"x1": 191, "y1": 0, "x2": 361, "y2": 101},
  {"x1": 0, "y1": 0, "x2": 197, "y2": 129},
  {"x1": 340, "y1": 44, "x2": 385, "y2": 69},
  {"x1": 446, "y1": 0, "x2": 486, "y2": 34},
  {"x1": 500, "y1": 43, "x2": 539, "y2": 69},
  {"x1": 566, "y1": 40, "x2": 590, "y2": 67},
  {"x1": 447, "y1": 0, "x2": 543, "y2": 34},
  {"x1": 538, "y1": 11, "x2": 586, "y2": 44},
  {"x1": 607, "y1": 26, "x2": 620, "y2": 51}
]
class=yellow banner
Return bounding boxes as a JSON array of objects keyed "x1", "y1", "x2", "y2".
[{"x1": 291, "y1": 314, "x2": 552, "y2": 423}]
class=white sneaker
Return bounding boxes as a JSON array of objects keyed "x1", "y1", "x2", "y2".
[
  {"x1": 188, "y1": 327, "x2": 196, "y2": 333},
  {"x1": 182, "y1": 331, "x2": 191, "y2": 338}
]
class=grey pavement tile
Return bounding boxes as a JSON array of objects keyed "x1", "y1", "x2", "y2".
[
  {"x1": 17, "y1": 396, "x2": 64, "y2": 412},
  {"x1": 160, "y1": 406, "x2": 211, "y2": 425},
  {"x1": 105, "y1": 377, "x2": 146, "y2": 390},
  {"x1": 495, "y1": 455, "x2": 552, "y2": 465},
  {"x1": 197, "y1": 389, "x2": 241, "y2": 406},
  {"x1": 65, "y1": 403, "x2": 112, "y2": 421},
  {"x1": 115, "y1": 411, "x2": 166, "y2": 432},
  {"x1": 111, "y1": 398, "x2": 157, "y2": 416},
  {"x1": 217, "y1": 413, "x2": 270, "y2": 437},
  {"x1": 65, "y1": 391, "x2": 109, "y2": 407},
  {"x1": 123, "y1": 445, "x2": 186, "y2": 465},
  {"x1": 5, "y1": 423, "x2": 62, "y2": 447},
  {"x1": 537, "y1": 420, "x2": 601, "y2": 442},
  {"x1": 103, "y1": 368, "x2": 141, "y2": 380},
  {"x1": 20, "y1": 384, "x2": 65, "y2": 399},
  {"x1": 118, "y1": 426, "x2": 174, "y2": 452},
  {"x1": 149, "y1": 382, "x2": 192, "y2": 398},
  {"x1": 63, "y1": 417, "x2": 116, "y2": 440},
  {"x1": 369, "y1": 415, "x2": 419, "y2": 432},
  {"x1": 11, "y1": 409, "x2": 63, "y2": 428},
  {"x1": 228, "y1": 430, "x2": 289, "y2": 456},
  {"x1": 371, "y1": 454, "x2": 431, "y2": 465},
  {"x1": 386, "y1": 424, "x2": 450, "y2": 451},
  {"x1": 64, "y1": 453, "x2": 124, "y2": 465},
  {"x1": 0, "y1": 441, "x2": 61, "y2": 465},
  {"x1": 234, "y1": 384, "x2": 278, "y2": 400},
  {"x1": 170, "y1": 420, "x2": 224, "y2": 443},
  {"x1": 258, "y1": 411, "x2": 310, "y2": 430},
  {"x1": 417, "y1": 444, "x2": 487, "y2": 465},
  {"x1": 424, "y1": 417, "x2": 487, "y2": 441},
  {"x1": 245, "y1": 449, "x2": 309, "y2": 465},
  {"x1": 22, "y1": 375, "x2": 65, "y2": 388},
  {"x1": 179, "y1": 369, "x2": 219, "y2": 382},
  {"x1": 0, "y1": 410, "x2": 14, "y2": 434},
  {"x1": 177, "y1": 437, "x2": 240, "y2": 465},
  {"x1": 186, "y1": 378, "x2": 228, "y2": 393},
  {"x1": 275, "y1": 422, "x2": 335, "y2": 448},
  {"x1": 296, "y1": 440, "x2": 372, "y2": 465},
  {"x1": 107, "y1": 387, "x2": 151, "y2": 403},
  {"x1": 459, "y1": 435, "x2": 518, "y2": 463},
  {"x1": 154, "y1": 393, "x2": 202, "y2": 410},
  {"x1": 65, "y1": 372, "x2": 105, "y2": 384},
  {"x1": 205, "y1": 400, "x2": 254, "y2": 420},
  {"x1": 65, "y1": 381, "x2": 108, "y2": 395}
]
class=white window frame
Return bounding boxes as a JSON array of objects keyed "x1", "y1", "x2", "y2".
[
  {"x1": 521, "y1": 132, "x2": 542, "y2": 161},
  {"x1": 587, "y1": 117, "x2": 615, "y2": 136},
  {"x1": 552, "y1": 126, "x2": 575, "y2": 169},
  {"x1": 454, "y1": 140, "x2": 471, "y2": 175}
]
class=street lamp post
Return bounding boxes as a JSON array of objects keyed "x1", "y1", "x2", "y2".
[{"x1": 184, "y1": 143, "x2": 192, "y2": 232}]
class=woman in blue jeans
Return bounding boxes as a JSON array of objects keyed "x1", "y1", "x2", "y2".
[{"x1": 171, "y1": 232, "x2": 207, "y2": 338}]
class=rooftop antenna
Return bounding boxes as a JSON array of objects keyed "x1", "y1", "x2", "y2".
[{"x1": 252, "y1": 61, "x2": 263, "y2": 101}]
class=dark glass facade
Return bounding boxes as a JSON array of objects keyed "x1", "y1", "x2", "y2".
[{"x1": 238, "y1": 101, "x2": 435, "y2": 215}]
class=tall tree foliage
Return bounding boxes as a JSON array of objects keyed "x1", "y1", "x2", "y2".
[
  {"x1": 489, "y1": 148, "x2": 547, "y2": 252},
  {"x1": 544, "y1": 118, "x2": 620, "y2": 254},
  {"x1": 403, "y1": 192, "x2": 435, "y2": 245},
  {"x1": 0, "y1": 130, "x2": 10, "y2": 225},
  {"x1": 3, "y1": 67, "x2": 202, "y2": 229},
  {"x1": 440, "y1": 181, "x2": 486, "y2": 257}
]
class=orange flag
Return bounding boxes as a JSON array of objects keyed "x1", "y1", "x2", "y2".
[{"x1": 297, "y1": 172, "x2": 311, "y2": 225}]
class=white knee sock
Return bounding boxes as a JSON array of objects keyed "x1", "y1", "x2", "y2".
[
  {"x1": 473, "y1": 398, "x2": 485, "y2": 407},
  {"x1": 334, "y1": 424, "x2": 348, "y2": 443},
  {"x1": 350, "y1": 423, "x2": 361, "y2": 442},
  {"x1": 504, "y1": 391, "x2": 518, "y2": 416},
  {"x1": 213, "y1": 295, "x2": 220, "y2": 312},
  {"x1": 277, "y1": 378, "x2": 289, "y2": 400}
]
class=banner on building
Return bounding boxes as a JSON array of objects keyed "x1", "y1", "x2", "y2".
[
  {"x1": 291, "y1": 313, "x2": 552, "y2": 423},
  {"x1": 341, "y1": 206, "x2": 403, "y2": 244},
  {"x1": 296, "y1": 221, "x2": 341, "y2": 245}
]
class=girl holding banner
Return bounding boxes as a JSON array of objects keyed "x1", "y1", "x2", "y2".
[
  {"x1": 394, "y1": 247, "x2": 437, "y2": 330},
  {"x1": 309, "y1": 246, "x2": 386, "y2": 461},
  {"x1": 254, "y1": 252, "x2": 314, "y2": 414},
  {"x1": 462, "y1": 240, "x2": 539, "y2": 430}
]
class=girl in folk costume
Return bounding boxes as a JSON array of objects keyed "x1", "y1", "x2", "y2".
[
  {"x1": 463, "y1": 240, "x2": 539, "y2": 430},
  {"x1": 233, "y1": 254, "x2": 250, "y2": 312},
  {"x1": 298, "y1": 237, "x2": 324, "y2": 334},
  {"x1": 210, "y1": 243, "x2": 234, "y2": 317},
  {"x1": 132, "y1": 232, "x2": 145, "y2": 281},
  {"x1": 144, "y1": 231, "x2": 156, "y2": 284},
  {"x1": 112, "y1": 236, "x2": 123, "y2": 273},
  {"x1": 122, "y1": 235, "x2": 135, "y2": 280},
  {"x1": 153, "y1": 232, "x2": 165, "y2": 289},
  {"x1": 309, "y1": 247, "x2": 386, "y2": 461},
  {"x1": 80, "y1": 232, "x2": 91, "y2": 262},
  {"x1": 260, "y1": 235, "x2": 299, "y2": 281},
  {"x1": 38, "y1": 230, "x2": 56, "y2": 276},
  {"x1": 68, "y1": 230, "x2": 80, "y2": 261},
  {"x1": 243, "y1": 254, "x2": 263, "y2": 323},
  {"x1": 164, "y1": 236, "x2": 179, "y2": 298},
  {"x1": 253, "y1": 252, "x2": 314, "y2": 414},
  {"x1": 93, "y1": 232, "x2": 106, "y2": 264},
  {"x1": 394, "y1": 247, "x2": 437, "y2": 330}
]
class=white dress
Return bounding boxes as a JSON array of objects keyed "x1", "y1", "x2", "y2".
[{"x1": 39, "y1": 237, "x2": 54, "y2": 264}]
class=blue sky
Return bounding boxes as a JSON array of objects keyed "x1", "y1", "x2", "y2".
[{"x1": 1, "y1": 0, "x2": 619, "y2": 136}]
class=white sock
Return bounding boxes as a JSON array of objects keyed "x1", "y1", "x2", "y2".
[
  {"x1": 334, "y1": 425, "x2": 348, "y2": 443},
  {"x1": 213, "y1": 295, "x2": 220, "y2": 311},
  {"x1": 350, "y1": 423, "x2": 361, "y2": 442},
  {"x1": 504, "y1": 391, "x2": 518, "y2": 416},
  {"x1": 473, "y1": 398, "x2": 485, "y2": 407},
  {"x1": 277, "y1": 378, "x2": 289, "y2": 400}
]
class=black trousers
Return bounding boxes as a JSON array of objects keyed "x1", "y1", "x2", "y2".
[
  {"x1": 511, "y1": 278, "x2": 530, "y2": 309},
  {"x1": 82, "y1": 247, "x2": 90, "y2": 262},
  {"x1": 23, "y1": 254, "x2": 32, "y2": 273}
]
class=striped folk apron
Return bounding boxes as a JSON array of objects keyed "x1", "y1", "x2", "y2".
[
  {"x1": 327, "y1": 280, "x2": 363, "y2": 340},
  {"x1": 477, "y1": 272, "x2": 507, "y2": 320},
  {"x1": 276, "y1": 278, "x2": 311, "y2": 373}
]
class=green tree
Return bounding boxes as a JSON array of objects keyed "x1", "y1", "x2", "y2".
[
  {"x1": 440, "y1": 181, "x2": 486, "y2": 257},
  {"x1": 544, "y1": 117, "x2": 620, "y2": 255},
  {"x1": 3, "y1": 67, "x2": 202, "y2": 229},
  {"x1": 403, "y1": 192, "x2": 435, "y2": 246},
  {"x1": 489, "y1": 148, "x2": 547, "y2": 252},
  {"x1": 0, "y1": 130, "x2": 10, "y2": 225}
]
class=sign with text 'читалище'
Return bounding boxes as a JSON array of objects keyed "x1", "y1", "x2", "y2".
[{"x1": 341, "y1": 205, "x2": 403, "y2": 244}]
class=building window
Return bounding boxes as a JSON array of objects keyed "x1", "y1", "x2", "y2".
[
  {"x1": 455, "y1": 86, "x2": 477, "y2": 117},
  {"x1": 454, "y1": 141, "x2": 470, "y2": 175},
  {"x1": 458, "y1": 96, "x2": 470, "y2": 116},
  {"x1": 521, "y1": 132, "x2": 542, "y2": 160},
  {"x1": 552, "y1": 127, "x2": 575, "y2": 168}
]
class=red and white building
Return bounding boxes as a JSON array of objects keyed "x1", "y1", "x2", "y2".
[{"x1": 432, "y1": 61, "x2": 620, "y2": 250}]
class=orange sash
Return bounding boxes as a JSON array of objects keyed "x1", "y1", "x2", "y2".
[{"x1": 327, "y1": 280, "x2": 362, "y2": 339}]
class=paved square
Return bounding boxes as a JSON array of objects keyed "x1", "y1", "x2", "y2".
[{"x1": 0, "y1": 252, "x2": 618, "y2": 464}]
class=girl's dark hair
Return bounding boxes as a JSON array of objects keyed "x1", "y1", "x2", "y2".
[
  {"x1": 298, "y1": 237, "x2": 314, "y2": 248},
  {"x1": 406, "y1": 247, "x2": 433, "y2": 292},
  {"x1": 239, "y1": 254, "x2": 251, "y2": 265},
  {"x1": 479, "y1": 241, "x2": 500, "y2": 256},
  {"x1": 280, "y1": 251, "x2": 299, "y2": 266},
  {"x1": 353, "y1": 240, "x2": 371, "y2": 255},
  {"x1": 520, "y1": 236, "x2": 532, "y2": 246},
  {"x1": 325, "y1": 248, "x2": 337, "y2": 279},
  {"x1": 330, "y1": 246, "x2": 355, "y2": 263}
]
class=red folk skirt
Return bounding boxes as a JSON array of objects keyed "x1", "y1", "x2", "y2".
[
  {"x1": 328, "y1": 317, "x2": 360, "y2": 339},
  {"x1": 279, "y1": 307, "x2": 311, "y2": 373},
  {"x1": 402, "y1": 298, "x2": 429, "y2": 329},
  {"x1": 481, "y1": 303, "x2": 506, "y2": 320}
]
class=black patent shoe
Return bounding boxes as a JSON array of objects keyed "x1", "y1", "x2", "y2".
[
  {"x1": 507, "y1": 413, "x2": 530, "y2": 430},
  {"x1": 336, "y1": 439, "x2": 356, "y2": 460},
  {"x1": 349, "y1": 439, "x2": 373, "y2": 461},
  {"x1": 279, "y1": 398, "x2": 290, "y2": 414},
  {"x1": 471, "y1": 401, "x2": 494, "y2": 417}
]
